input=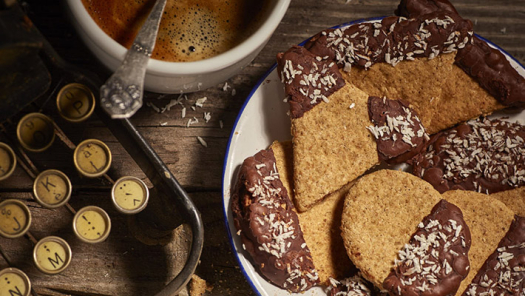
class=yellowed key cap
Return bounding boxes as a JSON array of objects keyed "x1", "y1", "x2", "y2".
[
  {"x1": 33, "y1": 169, "x2": 72, "y2": 209},
  {"x1": 0, "y1": 268, "x2": 31, "y2": 296},
  {"x1": 73, "y1": 139, "x2": 112, "y2": 178},
  {"x1": 73, "y1": 206, "x2": 111, "y2": 243},
  {"x1": 17, "y1": 113, "x2": 55, "y2": 152},
  {"x1": 0, "y1": 142, "x2": 16, "y2": 181},
  {"x1": 0, "y1": 199, "x2": 31, "y2": 239},
  {"x1": 33, "y1": 236, "x2": 72, "y2": 275},
  {"x1": 111, "y1": 176, "x2": 149, "y2": 214},
  {"x1": 56, "y1": 83, "x2": 95, "y2": 123}
]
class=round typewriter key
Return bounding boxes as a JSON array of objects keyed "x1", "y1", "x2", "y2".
[
  {"x1": 73, "y1": 139, "x2": 112, "y2": 178},
  {"x1": 0, "y1": 199, "x2": 31, "y2": 239},
  {"x1": 56, "y1": 83, "x2": 95, "y2": 123},
  {"x1": 0, "y1": 268, "x2": 31, "y2": 296},
  {"x1": 0, "y1": 142, "x2": 16, "y2": 181},
  {"x1": 17, "y1": 113, "x2": 55, "y2": 152},
  {"x1": 73, "y1": 206, "x2": 111, "y2": 243},
  {"x1": 33, "y1": 236, "x2": 72, "y2": 275},
  {"x1": 33, "y1": 170, "x2": 72, "y2": 209},
  {"x1": 111, "y1": 176, "x2": 149, "y2": 214}
]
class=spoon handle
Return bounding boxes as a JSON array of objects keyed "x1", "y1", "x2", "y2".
[{"x1": 100, "y1": 0, "x2": 168, "y2": 119}]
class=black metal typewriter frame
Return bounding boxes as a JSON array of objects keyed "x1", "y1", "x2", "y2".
[{"x1": 0, "y1": 3, "x2": 204, "y2": 296}]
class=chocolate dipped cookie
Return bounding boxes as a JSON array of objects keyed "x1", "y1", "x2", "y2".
[
  {"x1": 442, "y1": 190, "x2": 515, "y2": 296},
  {"x1": 383, "y1": 199, "x2": 471, "y2": 296},
  {"x1": 461, "y1": 215, "x2": 525, "y2": 296},
  {"x1": 413, "y1": 117, "x2": 525, "y2": 195},
  {"x1": 341, "y1": 169, "x2": 445, "y2": 288},
  {"x1": 270, "y1": 140, "x2": 357, "y2": 284},
  {"x1": 231, "y1": 148, "x2": 319, "y2": 292},
  {"x1": 276, "y1": 0, "x2": 525, "y2": 213}
]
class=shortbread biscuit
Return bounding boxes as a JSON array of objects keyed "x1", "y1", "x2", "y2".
[
  {"x1": 284, "y1": 74, "x2": 427, "y2": 212},
  {"x1": 461, "y1": 215, "x2": 525, "y2": 296},
  {"x1": 442, "y1": 190, "x2": 515, "y2": 296},
  {"x1": 341, "y1": 169, "x2": 442, "y2": 288},
  {"x1": 412, "y1": 117, "x2": 525, "y2": 194},
  {"x1": 231, "y1": 148, "x2": 319, "y2": 292},
  {"x1": 491, "y1": 187, "x2": 525, "y2": 217},
  {"x1": 270, "y1": 141, "x2": 356, "y2": 284},
  {"x1": 383, "y1": 199, "x2": 471, "y2": 296},
  {"x1": 278, "y1": 12, "x2": 473, "y2": 212},
  {"x1": 348, "y1": 54, "x2": 503, "y2": 134},
  {"x1": 277, "y1": 0, "x2": 525, "y2": 214},
  {"x1": 397, "y1": 0, "x2": 525, "y2": 108},
  {"x1": 290, "y1": 82, "x2": 377, "y2": 212},
  {"x1": 345, "y1": 54, "x2": 454, "y2": 132}
]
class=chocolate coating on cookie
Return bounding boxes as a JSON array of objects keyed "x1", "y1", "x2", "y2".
[
  {"x1": 383, "y1": 199, "x2": 471, "y2": 296},
  {"x1": 462, "y1": 215, "x2": 525, "y2": 296},
  {"x1": 455, "y1": 36, "x2": 525, "y2": 107},
  {"x1": 231, "y1": 149, "x2": 319, "y2": 292},
  {"x1": 278, "y1": 10, "x2": 473, "y2": 119},
  {"x1": 304, "y1": 12, "x2": 473, "y2": 72},
  {"x1": 277, "y1": 45, "x2": 345, "y2": 118},
  {"x1": 412, "y1": 117, "x2": 525, "y2": 194},
  {"x1": 396, "y1": 0, "x2": 525, "y2": 107},
  {"x1": 367, "y1": 96, "x2": 429, "y2": 163}
]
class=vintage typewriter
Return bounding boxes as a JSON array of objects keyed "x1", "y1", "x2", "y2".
[{"x1": 0, "y1": 2, "x2": 203, "y2": 296}]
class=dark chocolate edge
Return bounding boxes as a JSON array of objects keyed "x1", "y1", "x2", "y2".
[
  {"x1": 396, "y1": 0, "x2": 525, "y2": 107},
  {"x1": 231, "y1": 148, "x2": 320, "y2": 292},
  {"x1": 383, "y1": 199, "x2": 472, "y2": 296},
  {"x1": 460, "y1": 215, "x2": 525, "y2": 296}
]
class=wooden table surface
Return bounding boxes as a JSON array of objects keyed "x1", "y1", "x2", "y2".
[{"x1": 1, "y1": 0, "x2": 524, "y2": 295}]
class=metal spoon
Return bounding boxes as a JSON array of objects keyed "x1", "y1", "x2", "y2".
[{"x1": 100, "y1": 0, "x2": 168, "y2": 119}]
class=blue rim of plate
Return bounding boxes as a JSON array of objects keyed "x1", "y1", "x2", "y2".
[{"x1": 221, "y1": 16, "x2": 525, "y2": 296}]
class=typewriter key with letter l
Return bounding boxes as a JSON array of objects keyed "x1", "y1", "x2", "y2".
[
  {"x1": 0, "y1": 267, "x2": 31, "y2": 296},
  {"x1": 16, "y1": 112, "x2": 55, "y2": 153},
  {"x1": 111, "y1": 176, "x2": 149, "y2": 214},
  {"x1": 73, "y1": 139, "x2": 112, "y2": 178},
  {"x1": 33, "y1": 169, "x2": 72, "y2": 209},
  {"x1": 33, "y1": 236, "x2": 72, "y2": 275},
  {"x1": 0, "y1": 142, "x2": 16, "y2": 181},
  {"x1": 56, "y1": 83, "x2": 96, "y2": 123},
  {"x1": 0, "y1": 199, "x2": 31, "y2": 239},
  {"x1": 73, "y1": 206, "x2": 111, "y2": 244}
]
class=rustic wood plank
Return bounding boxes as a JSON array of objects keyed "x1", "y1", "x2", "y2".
[{"x1": 0, "y1": 192, "x2": 249, "y2": 295}]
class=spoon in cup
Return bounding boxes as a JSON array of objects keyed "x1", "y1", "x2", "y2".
[{"x1": 100, "y1": 0, "x2": 167, "y2": 119}]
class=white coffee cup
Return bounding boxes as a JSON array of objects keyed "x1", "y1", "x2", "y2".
[{"x1": 64, "y1": 0, "x2": 290, "y2": 94}]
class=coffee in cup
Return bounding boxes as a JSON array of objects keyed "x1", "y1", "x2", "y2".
[{"x1": 82, "y1": 0, "x2": 269, "y2": 62}]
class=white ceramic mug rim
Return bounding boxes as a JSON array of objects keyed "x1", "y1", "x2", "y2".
[{"x1": 67, "y1": 0, "x2": 291, "y2": 75}]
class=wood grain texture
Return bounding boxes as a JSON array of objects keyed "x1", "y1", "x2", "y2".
[{"x1": 1, "y1": 0, "x2": 524, "y2": 295}]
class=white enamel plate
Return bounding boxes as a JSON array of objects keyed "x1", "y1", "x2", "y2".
[{"x1": 222, "y1": 19, "x2": 525, "y2": 296}]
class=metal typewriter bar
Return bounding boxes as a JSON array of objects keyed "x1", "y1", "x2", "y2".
[{"x1": 1, "y1": 4, "x2": 204, "y2": 295}]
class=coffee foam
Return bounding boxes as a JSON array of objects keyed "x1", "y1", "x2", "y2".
[{"x1": 82, "y1": 0, "x2": 266, "y2": 62}]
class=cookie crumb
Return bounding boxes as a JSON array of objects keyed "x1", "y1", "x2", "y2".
[{"x1": 189, "y1": 274, "x2": 211, "y2": 296}]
